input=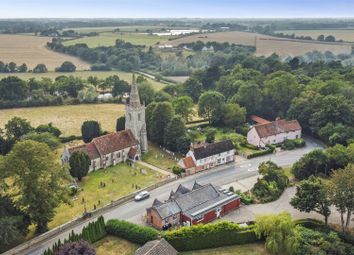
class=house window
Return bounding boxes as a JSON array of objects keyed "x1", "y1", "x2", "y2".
[
  {"x1": 194, "y1": 215, "x2": 203, "y2": 221},
  {"x1": 296, "y1": 135, "x2": 299, "y2": 139},
  {"x1": 217, "y1": 159, "x2": 221, "y2": 164}
]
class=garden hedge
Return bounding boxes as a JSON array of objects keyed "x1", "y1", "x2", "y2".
[
  {"x1": 105, "y1": 219, "x2": 159, "y2": 245},
  {"x1": 163, "y1": 221, "x2": 260, "y2": 251},
  {"x1": 247, "y1": 145, "x2": 275, "y2": 159}
]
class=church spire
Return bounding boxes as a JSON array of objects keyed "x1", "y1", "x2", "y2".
[{"x1": 129, "y1": 73, "x2": 141, "y2": 108}]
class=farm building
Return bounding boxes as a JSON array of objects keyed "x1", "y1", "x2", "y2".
[
  {"x1": 178, "y1": 140, "x2": 235, "y2": 175},
  {"x1": 61, "y1": 130, "x2": 140, "y2": 172},
  {"x1": 146, "y1": 182, "x2": 240, "y2": 230},
  {"x1": 247, "y1": 118, "x2": 302, "y2": 148}
]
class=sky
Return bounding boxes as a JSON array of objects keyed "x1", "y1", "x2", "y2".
[{"x1": 0, "y1": 0, "x2": 354, "y2": 19}]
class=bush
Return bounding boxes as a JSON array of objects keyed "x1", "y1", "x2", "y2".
[
  {"x1": 293, "y1": 138, "x2": 306, "y2": 148},
  {"x1": 235, "y1": 190, "x2": 254, "y2": 205},
  {"x1": 59, "y1": 135, "x2": 82, "y2": 143},
  {"x1": 163, "y1": 221, "x2": 259, "y2": 251},
  {"x1": 105, "y1": 219, "x2": 159, "y2": 245},
  {"x1": 282, "y1": 139, "x2": 296, "y2": 150}
]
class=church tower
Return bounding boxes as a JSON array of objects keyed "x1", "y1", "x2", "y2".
[{"x1": 125, "y1": 75, "x2": 148, "y2": 154}]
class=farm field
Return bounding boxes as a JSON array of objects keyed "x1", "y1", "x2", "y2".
[
  {"x1": 0, "y1": 104, "x2": 125, "y2": 136},
  {"x1": 0, "y1": 70, "x2": 166, "y2": 91},
  {"x1": 276, "y1": 29, "x2": 354, "y2": 42},
  {"x1": 180, "y1": 243, "x2": 270, "y2": 255},
  {"x1": 169, "y1": 31, "x2": 352, "y2": 56},
  {"x1": 63, "y1": 32, "x2": 170, "y2": 47},
  {"x1": 49, "y1": 163, "x2": 162, "y2": 228},
  {"x1": 0, "y1": 34, "x2": 90, "y2": 70},
  {"x1": 94, "y1": 236, "x2": 138, "y2": 255}
]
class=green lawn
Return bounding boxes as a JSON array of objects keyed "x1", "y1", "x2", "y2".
[
  {"x1": 49, "y1": 163, "x2": 163, "y2": 228},
  {"x1": 94, "y1": 236, "x2": 138, "y2": 255},
  {"x1": 0, "y1": 70, "x2": 166, "y2": 91},
  {"x1": 142, "y1": 143, "x2": 179, "y2": 172},
  {"x1": 180, "y1": 243, "x2": 270, "y2": 255},
  {"x1": 63, "y1": 32, "x2": 170, "y2": 47}
]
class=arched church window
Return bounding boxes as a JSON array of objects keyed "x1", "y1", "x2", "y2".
[
  {"x1": 138, "y1": 113, "x2": 141, "y2": 121},
  {"x1": 129, "y1": 113, "x2": 132, "y2": 120}
]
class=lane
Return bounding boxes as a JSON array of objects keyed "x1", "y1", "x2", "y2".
[{"x1": 25, "y1": 137, "x2": 322, "y2": 255}]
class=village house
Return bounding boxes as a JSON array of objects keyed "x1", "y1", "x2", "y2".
[
  {"x1": 178, "y1": 140, "x2": 235, "y2": 175},
  {"x1": 247, "y1": 116, "x2": 302, "y2": 148},
  {"x1": 61, "y1": 130, "x2": 140, "y2": 172},
  {"x1": 146, "y1": 182, "x2": 240, "y2": 230}
]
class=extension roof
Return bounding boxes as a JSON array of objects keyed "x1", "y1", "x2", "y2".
[
  {"x1": 134, "y1": 238, "x2": 178, "y2": 255},
  {"x1": 254, "y1": 119, "x2": 302, "y2": 138},
  {"x1": 193, "y1": 140, "x2": 234, "y2": 160},
  {"x1": 68, "y1": 130, "x2": 139, "y2": 160}
]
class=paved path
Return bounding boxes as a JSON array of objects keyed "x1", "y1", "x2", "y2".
[
  {"x1": 138, "y1": 161, "x2": 175, "y2": 177},
  {"x1": 14, "y1": 136, "x2": 325, "y2": 255}
]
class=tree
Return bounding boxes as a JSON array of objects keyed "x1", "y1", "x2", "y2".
[
  {"x1": 138, "y1": 83, "x2": 155, "y2": 105},
  {"x1": 56, "y1": 240, "x2": 96, "y2": 255},
  {"x1": 36, "y1": 123, "x2": 62, "y2": 137},
  {"x1": 33, "y1": 64, "x2": 48, "y2": 73},
  {"x1": 0, "y1": 76, "x2": 28, "y2": 101},
  {"x1": 198, "y1": 91, "x2": 225, "y2": 125},
  {"x1": 18, "y1": 63, "x2": 28, "y2": 73},
  {"x1": 5, "y1": 117, "x2": 33, "y2": 140},
  {"x1": 231, "y1": 83, "x2": 263, "y2": 116},
  {"x1": 69, "y1": 152, "x2": 91, "y2": 181},
  {"x1": 81, "y1": 120, "x2": 101, "y2": 143},
  {"x1": 290, "y1": 176, "x2": 331, "y2": 224},
  {"x1": 55, "y1": 61, "x2": 76, "y2": 72},
  {"x1": 223, "y1": 103, "x2": 246, "y2": 128},
  {"x1": 78, "y1": 85, "x2": 98, "y2": 103},
  {"x1": 172, "y1": 96, "x2": 194, "y2": 121},
  {"x1": 163, "y1": 116, "x2": 186, "y2": 151},
  {"x1": 116, "y1": 116, "x2": 125, "y2": 131},
  {"x1": 216, "y1": 77, "x2": 243, "y2": 100},
  {"x1": 1, "y1": 141, "x2": 68, "y2": 233},
  {"x1": 182, "y1": 77, "x2": 203, "y2": 102},
  {"x1": 255, "y1": 212, "x2": 299, "y2": 255},
  {"x1": 112, "y1": 79, "x2": 130, "y2": 97},
  {"x1": 150, "y1": 102, "x2": 174, "y2": 145},
  {"x1": 205, "y1": 128, "x2": 217, "y2": 143},
  {"x1": 21, "y1": 132, "x2": 61, "y2": 150},
  {"x1": 176, "y1": 135, "x2": 191, "y2": 154},
  {"x1": 317, "y1": 34, "x2": 325, "y2": 41},
  {"x1": 328, "y1": 164, "x2": 354, "y2": 233}
]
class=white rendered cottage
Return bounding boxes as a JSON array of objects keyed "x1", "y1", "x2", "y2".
[{"x1": 247, "y1": 119, "x2": 302, "y2": 148}]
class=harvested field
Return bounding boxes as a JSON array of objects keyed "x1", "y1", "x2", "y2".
[
  {"x1": 169, "y1": 31, "x2": 352, "y2": 56},
  {"x1": 0, "y1": 104, "x2": 125, "y2": 136},
  {"x1": 277, "y1": 29, "x2": 354, "y2": 42},
  {"x1": 0, "y1": 34, "x2": 90, "y2": 70}
]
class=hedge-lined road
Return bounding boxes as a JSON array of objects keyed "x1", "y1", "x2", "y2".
[{"x1": 26, "y1": 136, "x2": 322, "y2": 255}]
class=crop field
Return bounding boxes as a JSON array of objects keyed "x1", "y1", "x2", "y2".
[
  {"x1": 0, "y1": 70, "x2": 166, "y2": 91},
  {"x1": 0, "y1": 34, "x2": 90, "y2": 70},
  {"x1": 63, "y1": 32, "x2": 170, "y2": 47},
  {"x1": 169, "y1": 31, "x2": 352, "y2": 56},
  {"x1": 0, "y1": 104, "x2": 125, "y2": 136},
  {"x1": 276, "y1": 29, "x2": 354, "y2": 42}
]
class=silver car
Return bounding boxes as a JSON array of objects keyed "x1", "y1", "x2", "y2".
[{"x1": 134, "y1": 191, "x2": 150, "y2": 201}]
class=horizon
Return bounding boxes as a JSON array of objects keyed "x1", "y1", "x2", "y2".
[{"x1": 1, "y1": 0, "x2": 354, "y2": 19}]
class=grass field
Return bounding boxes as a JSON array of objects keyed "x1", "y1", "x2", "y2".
[
  {"x1": 63, "y1": 32, "x2": 170, "y2": 47},
  {"x1": 181, "y1": 243, "x2": 270, "y2": 255},
  {"x1": 94, "y1": 236, "x2": 138, "y2": 255},
  {"x1": 142, "y1": 143, "x2": 179, "y2": 172},
  {"x1": 276, "y1": 29, "x2": 354, "y2": 42},
  {"x1": 0, "y1": 70, "x2": 166, "y2": 91},
  {"x1": 169, "y1": 31, "x2": 352, "y2": 56},
  {"x1": 49, "y1": 163, "x2": 162, "y2": 228},
  {"x1": 0, "y1": 34, "x2": 90, "y2": 71},
  {"x1": 0, "y1": 104, "x2": 125, "y2": 136}
]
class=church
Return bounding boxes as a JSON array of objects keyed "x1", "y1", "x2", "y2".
[{"x1": 61, "y1": 76, "x2": 148, "y2": 172}]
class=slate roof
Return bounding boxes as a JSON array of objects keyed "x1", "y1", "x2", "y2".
[
  {"x1": 134, "y1": 238, "x2": 178, "y2": 255},
  {"x1": 254, "y1": 119, "x2": 302, "y2": 138},
  {"x1": 154, "y1": 201, "x2": 181, "y2": 219},
  {"x1": 67, "y1": 130, "x2": 139, "y2": 160},
  {"x1": 192, "y1": 181, "x2": 203, "y2": 190},
  {"x1": 193, "y1": 140, "x2": 234, "y2": 160}
]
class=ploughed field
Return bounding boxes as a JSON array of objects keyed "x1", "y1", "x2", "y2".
[
  {"x1": 0, "y1": 34, "x2": 90, "y2": 70},
  {"x1": 169, "y1": 31, "x2": 352, "y2": 56},
  {"x1": 276, "y1": 29, "x2": 354, "y2": 42}
]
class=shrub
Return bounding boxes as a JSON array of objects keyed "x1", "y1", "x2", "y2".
[
  {"x1": 235, "y1": 190, "x2": 254, "y2": 205},
  {"x1": 293, "y1": 138, "x2": 306, "y2": 148},
  {"x1": 163, "y1": 221, "x2": 259, "y2": 251},
  {"x1": 105, "y1": 219, "x2": 159, "y2": 245},
  {"x1": 282, "y1": 139, "x2": 296, "y2": 150}
]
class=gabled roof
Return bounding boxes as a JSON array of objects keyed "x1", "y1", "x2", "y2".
[
  {"x1": 254, "y1": 119, "x2": 302, "y2": 138},
  {"x1": 134, "y1": 238, "x2": 178, "y2": 255},
  {"x1": 182, "y1": 156, "x2": 196, "y2": 169},
  {"x1": 67, "y1": 130, "x2": 139, "y2": 160},
  {"x1": 175, "y1": 184, "x2": 191, "y2": 196},
  {"x1": 250, "y1": 115, "x2": 271, "y2": 125},
  {"x1": 154, "y1": 201, "x2": 181, "y2": 219},
  {"x1": 192, "y1": 181, "x2": 203, "y2": 190},
  {"x1": 152, "y1": 199, "x2": 163, "y2": 207},
  {"x1": 193, "y1": 140, "x2": 234, "y2": 160}
]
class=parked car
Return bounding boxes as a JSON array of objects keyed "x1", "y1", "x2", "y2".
[{"x1": 134, "y1": 191, "x2": 150, "y2": 201}]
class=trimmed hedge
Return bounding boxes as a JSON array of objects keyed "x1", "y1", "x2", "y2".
[
  {"x1": 105, "y1": 219, "x2": 159, "y2": 245},
  {"x1": 247, "y1": 145, "x2": 275, "y2": 159},
  {"x1": 163, "y1": 221, "x2": 259, "y2": 251},
  {"x1": 59, "y1": 135, "x2": 82, "y2": 143},
  {"x1": 281, "y1": 138, "x2": 306, "y2": 150}
]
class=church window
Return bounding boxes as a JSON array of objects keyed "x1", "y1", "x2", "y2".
[
  {"x1": 129, "y1": 113, "x2": 132, "y2": 120},
  {"x1": 138, "y1": 113, "x2": 141, "y2": 121}
]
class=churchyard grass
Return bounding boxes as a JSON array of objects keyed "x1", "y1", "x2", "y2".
[
  {"x1": 94, "y1": 236, "x2": 139, "y2": 255},
  {"x1": 49, "y1": 163, "x2": 163, "y2": 229},
  {"x1": 141, "y1": 143, "x2": 180, "y2": 172}
]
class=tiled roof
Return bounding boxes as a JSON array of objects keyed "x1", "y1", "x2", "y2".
[
  {"x1": 134, "y1": 238, "x2": 178, "y2": 255},
  {"x1": 67, "y1": 130, "x2": 139, "y2": 160},
  {"x1": 254, "y1": 119, "x2": 302, "y2": 138},
  {"x1": 175, "y1": 184, "x2": 191, "y2": 195},
  {"x1": 192, "y1": 181, "x2": 203, "y2": 190},
  {"x1": 182, "y1": 156, "x2": 196, "y2": 169},
  {"x1": 128, "y1": 147, "x2": 138, "y2": 158},
  {"x1": 154, "y1": 201, "x2": 181, "y2": 219},
  {"x1": 193, "y1": 140, "x2": 234, "y2": 160},
  {"x1": 250, "y1": 115, "x2": 271, "y2": 125}
]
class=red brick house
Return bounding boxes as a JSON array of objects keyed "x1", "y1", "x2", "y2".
[{"x1": 146, "y1": 182, "x2": 240, "y2": 230}]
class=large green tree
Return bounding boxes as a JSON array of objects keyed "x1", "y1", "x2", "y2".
[
  {"x1": 198, "y1": 91, "x2": 225, "y2": 125},
  {"x1": 290, "y1": 176, "x2": 331, "y2": 224},
  {"x1": 231, "y1": 83, "x2": 263, "y2": 116},
  {"x1": 182, "y1": 77, "x2": 203, "y2": 102},
  {"x1": 150, "y1": 102, "x2": 174, "y2": 145},
  {"x1": 5, "y1": 117, "x2": 33, "y2": 140},
  {"x1": 69, "y1": 151, "x2": 91, "y2": 181},
  {"x1": 81, "y1": 120, "x2": 101, "y2": 143},
  {"x1": 172, "y1": 96, "x2": 194, "y2": 121},
  {"x1": 292, "y1": 149, "x2": 329, "y2": 180},
  {"x1": 1, "y1": 141, "x2": 68, "y2": 233},
  {"x1": 223, "y1": 103, "x2": 246, "y2": 128},
  {"x1": 0, "y1": 76, "x2": 28, "y2": 101},
  {"x1": 163, "y1": 116, "x2": 186, "y2": 151},
  {"x1": 138, "y1": 83, "x2": 155, "y2": 105}
]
